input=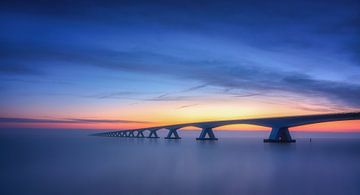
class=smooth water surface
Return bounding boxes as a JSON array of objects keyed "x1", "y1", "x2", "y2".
[{"x1": 1, "y1": 129, "x2": 360, "y2": 195}]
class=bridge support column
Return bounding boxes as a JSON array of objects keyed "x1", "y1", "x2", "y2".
[
  {"x1": 147, "y1": 131, "x2": 160, "y2": 138},
  {"x1": 264, "y1": 127, "x2": 295, "y2": 143},
  {"x1": 129, "y1": 131, "x2": 135, "y2": 137},
  {"x1": 123, "y1": 131, "x2": 128, "y2": 137},
  {"x1": 136, "y1": 131, "x2": 145, "y2": 138},
  {"x1": 165, "y1": 129, "x2": 181, "y2": 139},
  {"x1": 196, "y1": 127, "x2": 218, "y2": 140}
]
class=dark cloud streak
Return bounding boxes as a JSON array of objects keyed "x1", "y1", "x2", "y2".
[
  {"x1": 3, "y1": 42, "x2": 360, "y2": 107},
  {"x1": 0, "y1": 117, "x2": 151, "y2": 124}
]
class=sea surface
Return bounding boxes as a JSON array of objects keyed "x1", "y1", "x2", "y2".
[{"x1": 1, "y1": 129, "x2": 360, "y2": 195}]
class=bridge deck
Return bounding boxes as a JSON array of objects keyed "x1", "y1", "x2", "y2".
[{"x1": 93, "y1": 112, "x2": 360, "y2": 143}]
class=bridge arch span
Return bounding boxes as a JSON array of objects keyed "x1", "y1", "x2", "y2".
[
  {"x1": 213, "y1": 124, "x2": 270, "y2": 131},
  {"x1": 162, "y1": 125, "x2": 203, "y2": 139},
  {"x1": 175, "y1": 125, "x2": 202, "y2": 130}
]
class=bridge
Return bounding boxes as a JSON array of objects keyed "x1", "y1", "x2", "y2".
[{"x1": 93, "y1": 112, "x2": 360, "y2": 143}]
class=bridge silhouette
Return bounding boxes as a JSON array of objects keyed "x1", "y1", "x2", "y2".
[{"x1": 94, "y1": 112, "x2": 360, "y2": 143}]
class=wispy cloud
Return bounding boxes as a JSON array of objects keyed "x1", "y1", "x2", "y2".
[
  {"x1": 144, "y1": 93, "x2": 197, "y2": 102},
  {"x1": 176, "y1": 104, "x2": 199, "y2": 109},
  {"x1": 85, "y1": 91, "x2": 149, "y2": 100},
  {"x1": 181, "y1": 84, "x2": 208, "y2": 92},
  {"x1": 92, "y1": 51, "x2": 360, "y2": 107}
]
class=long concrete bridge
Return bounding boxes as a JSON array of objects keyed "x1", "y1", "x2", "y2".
[{"x1": 93, "y1": 112, "x2": 360, "y2": 143}]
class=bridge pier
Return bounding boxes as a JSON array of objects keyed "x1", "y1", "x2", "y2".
[
  {"x1": 196, "y1": 127, "x2": 218, "y2": 140},
  {"x1": 264, "y1": 127, "x2": 295, "y2": 143},
  {"x1": 123, "y1": 131, "x2": 128, "y2": 137},
  {"x1": 129, "y1": 131, "x2": 135, "y2": 137},
  {"x1": 165, "y1": 129, "x2": 181, "y2": 139},
  {"x1": 136, "y1": 131, "x2": 145, "y2": 138},
  {"x1": 147, "y1": 131, "x2": 160, "y2": 138}
]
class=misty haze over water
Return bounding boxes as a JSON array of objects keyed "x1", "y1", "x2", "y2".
[{"x1": 1, "y1": 129, "x2": 360, "y2": 195}]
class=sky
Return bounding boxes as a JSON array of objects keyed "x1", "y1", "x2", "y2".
[{"x1": 0, "y1": 0, "x2": 360, "y2": 131}]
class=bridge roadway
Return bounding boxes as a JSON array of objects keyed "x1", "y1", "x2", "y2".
[{"x1": 93, "y1": 112, "x2": 360, "y2": 143}]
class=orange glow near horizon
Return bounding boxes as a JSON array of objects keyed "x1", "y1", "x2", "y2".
[
  {"x1": 291, "y1": 120, "x2": 360, "y2": 132},
  {"x1": 1, "y1": 96, "x2": 359, "y2": 132},
  {"x1": 2, "y1": 119, "x2": 359, "y2": 133}
]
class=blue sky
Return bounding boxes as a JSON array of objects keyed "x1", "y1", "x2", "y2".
[{"x1": 0, "y1": 0, "x2": 359, "y2": 128}]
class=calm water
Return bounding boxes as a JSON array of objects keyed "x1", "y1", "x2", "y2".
[{"x1": 1, "y1": 129, "x2": 360, "y2": 195}]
